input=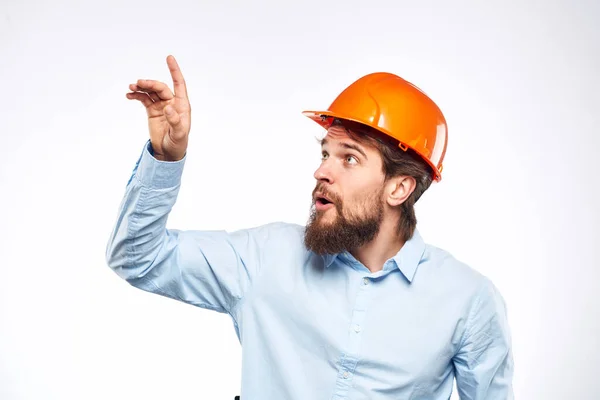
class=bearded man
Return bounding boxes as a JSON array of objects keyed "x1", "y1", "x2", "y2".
[{"x1": 106, "y1": 55, "x2": 514, "y2": 400}]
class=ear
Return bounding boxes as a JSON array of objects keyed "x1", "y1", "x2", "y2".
[{"x1": 385, "y1": 176, "x2": 416, "y2": 207}]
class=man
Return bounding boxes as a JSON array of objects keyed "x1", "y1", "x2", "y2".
[{"x1": 106, "y1": 55, "x2": 514, "y2": 399}]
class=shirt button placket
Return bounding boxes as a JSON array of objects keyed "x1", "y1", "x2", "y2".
[{"x1": 333, "y1": 276, "x2": 373, "y2": 399}]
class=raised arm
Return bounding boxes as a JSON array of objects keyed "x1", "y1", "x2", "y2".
[{"x1": 105, "y1": 56, "x2": 266, "y2": 314}]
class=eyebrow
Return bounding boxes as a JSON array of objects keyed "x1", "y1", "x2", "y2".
[{"x1": 320, "y1": 138, "x2": 368, "y2": 160}]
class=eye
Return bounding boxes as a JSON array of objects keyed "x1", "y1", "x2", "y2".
[
  {"x1": 345, "y1": 155, "x2": 358, "y2": 165},
  {"x1": 321, "y1": 151, "x2": 329, "y2": 160}
]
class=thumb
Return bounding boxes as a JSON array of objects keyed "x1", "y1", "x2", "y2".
[{"x1": 164, "y1": 105, "x2": 183, "y2": 135}]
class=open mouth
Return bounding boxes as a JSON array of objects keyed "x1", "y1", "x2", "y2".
[
  {"x1": 314, "y1": 192, "x2": 335, "y2": 209},
  {"x1": 316, "y1": 197, "x2": 332, "y2": 206}
]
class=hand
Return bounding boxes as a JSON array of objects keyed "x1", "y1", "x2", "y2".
[{"x1": 126, "y1": 55, "x2": 191, "y2": 161}]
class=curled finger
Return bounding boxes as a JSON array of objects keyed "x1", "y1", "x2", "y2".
[
  {"x1": 130, "y1": 83, "x2": 160, "y2": 102},
  {"x1": 148, "y1": 92, "x2": 161, "y2": 103},
  {"x1": 136, "y1": 79, "x2": 174, "y2": 101},
  {"x1": 126, "y1": 92, "x2": 154, "y2": 108}
]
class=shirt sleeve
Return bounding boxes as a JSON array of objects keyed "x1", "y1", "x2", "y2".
[
  {"x1": 453, "y1": 279, "x2": 515, "y2": 399},
  {"x1": 105, "y1": 140, "x2": 268, "y2": 314}
]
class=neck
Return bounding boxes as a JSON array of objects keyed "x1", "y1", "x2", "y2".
[{"x1": 350, "y1": 217, "x2": 406, "y2": 273}]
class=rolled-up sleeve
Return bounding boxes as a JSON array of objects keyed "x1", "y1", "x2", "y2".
[
  {"x1": 105, "y1": 140, "x2": 266, "y2": 314},
  {"x1": 453, "y1": 279, "x2": 514, "y2": 399}
]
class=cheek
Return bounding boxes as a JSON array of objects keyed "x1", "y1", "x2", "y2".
[
  {"x1": 337, "y1": 172, "x2": 385, "y2": 208},
  {"x1": 343, "y1": 186, "x2": 382, "y2": 210}
]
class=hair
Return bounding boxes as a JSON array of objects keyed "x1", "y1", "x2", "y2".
[{"x1": 331, "y1": 118, "x2": 434, "y2": 242}]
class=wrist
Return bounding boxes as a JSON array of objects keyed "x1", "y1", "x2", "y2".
[{"x1": 148, "y1": 143, "x2": 184, "y2": 162}]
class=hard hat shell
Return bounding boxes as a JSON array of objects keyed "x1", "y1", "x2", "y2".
[{"x1": 303, "y1": 72, "x2": 448, "y2": 181}]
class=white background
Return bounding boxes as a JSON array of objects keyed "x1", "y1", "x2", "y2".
[{"x1": 1, "y1": 0, "x2": 599, "y2": 398}]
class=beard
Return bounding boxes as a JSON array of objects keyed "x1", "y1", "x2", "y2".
[{"x1": 304, "y1": 185, "x2": 384, "y2": 255}]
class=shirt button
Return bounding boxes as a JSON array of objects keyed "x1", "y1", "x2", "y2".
[
  {"x1": 343, "y1": 371, "x2": 349, "y2": 379},
  {"x1": 363, "y1": 278, "x2": 369, "y2": 285},
  {"x1": 354, "y1": 324, "x2": 361, "y2": 333}
]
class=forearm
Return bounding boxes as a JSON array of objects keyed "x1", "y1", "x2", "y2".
[{"x1": 105, "y1": 140, "x2": 185, "y2": 282}]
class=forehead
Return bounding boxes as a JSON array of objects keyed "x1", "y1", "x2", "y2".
[
  {"x1": 321, "y1": 125, "x2": 374, "y2": 154},
  {"x1": 323, "y1": 125, "x2": 352, "y2": 141}
]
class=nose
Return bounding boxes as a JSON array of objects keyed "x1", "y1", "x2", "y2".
[{"x1": 314, "y1": 160, "x2": 333, "y2": 184}]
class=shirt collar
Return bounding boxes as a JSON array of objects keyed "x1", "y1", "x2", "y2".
[
  {"x1": 322, "y1": 253, "x2": 338, "y2": 269},
  {"x1": 322, "y1": 229, "x2": 426, "y2": 283},
  {"x1": 389, "y1": 229, "x2": 426, "y2": 283}
]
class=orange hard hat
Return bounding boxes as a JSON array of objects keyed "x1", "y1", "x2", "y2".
[{"x1": 303, "y1": 72, "x2": 448, "y2": 181}]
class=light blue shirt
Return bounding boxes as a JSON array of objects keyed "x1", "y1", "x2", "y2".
[{"x1": 106, "y1": 140, "x2": 514, "y2": 400}]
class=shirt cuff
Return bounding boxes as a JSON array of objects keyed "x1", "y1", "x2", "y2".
[{"x1": 134, "y1": 140, "x2": 186, "y2": 189}]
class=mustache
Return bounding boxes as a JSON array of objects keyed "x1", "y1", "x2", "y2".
[{"x1": 312, "y1": 184, "x2": 342, "y2": 204}]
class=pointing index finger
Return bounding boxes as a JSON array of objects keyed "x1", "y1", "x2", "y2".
[{"x1": 167, "y1": 55, "x2": 188, "y2": 100}]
